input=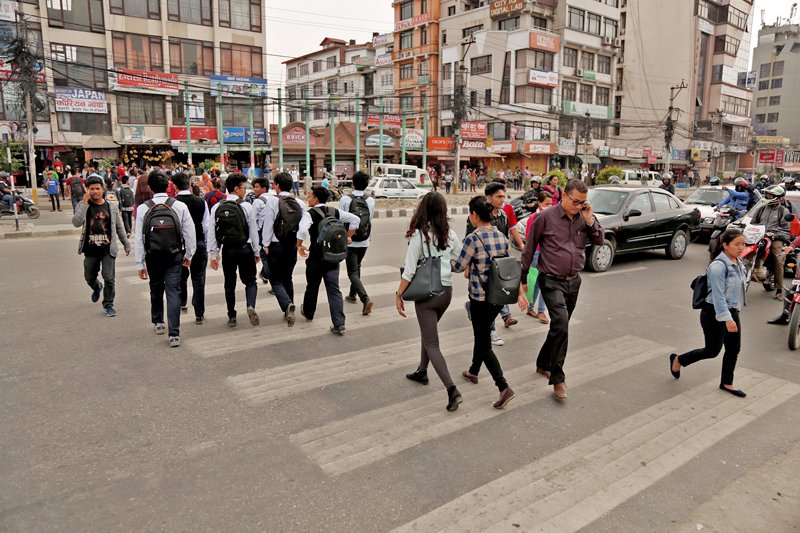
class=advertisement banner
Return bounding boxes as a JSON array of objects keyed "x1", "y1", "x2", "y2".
[
  {"x1": 169, "y1": 126, "x2": 218, "y2": 141},
  {"x1": 627, "y1": 148, "x2": 644, "y2": 159},
  {"x1": 428, "y1": 137, "x2": 455, "y2": 151},
  {"x1": 372, "y1": 33, "x2": 393, "y2": 46},
  {"x1": 781, "y1": 151, "x2": 800, "y2": 171},
  {"x1": 524, "y1": 142, "x2": 554, "y2": 154},
  {"x1": 366, "y1": 134, "x2": 395, "y2": 147},
  {"x1": 776, "y1": 149, "x2": 785, "y2": 168},
  {"x1": 489, "y1": 0, "x2": 524, "y2": 18},
  {"x1": 691, "y1": 149, "x2": 702, "y2": 161},
  {"x1": 187, "y1": 91, "x2": 205, "y2": 124},
  {"x1": 54, "y1": 87, "x2": 108, "y2": 114},
  {"x1": 562, "y1": 101, "x2": 612, "y2": 119},
  {"x1": 488, "y1": 141, "x2": 516, "y2": 154},
  {"x1": 210, "y1": 75, "x2": 268, "y2": 98},
  {"x1": 283, "y1": 126, "x2": 315, "y2": 146},
  {"x1": 375, "y1": 53, "x2": 393, "y2": 66},
  {"x1": 647, "y1": 154, "x2": 658, "y2": 165},
  {"x1": 222, "y1": 127, "x2": 268, "y2": 144},
  {"x1": 528, "y1": 69, "x2": 558, "y2": 87},
  {"x1": 109, "y1": 68, "x2": 179, "y2": 95},
  {"x1": 403, "y1": 129, "x2": 424, "y2": 150},
  {"x1": 530, "y1": 30, "x2": 561, "y2": 53},
  {"x1": 0, "y1": 0, "x2": 17, "y2": 22},
  {"x1": 395, "y1": 12, "x2": 429, "y2": 31},
  {"x1": 759, "y1": 150, "x2": 776, "y2": 164},
  {"x1": 461, "y1": 122, "x2": 487, "y2": 139},
  {"x1": 366, "y1": 113, "x2": 402, "y2": 127},
  {"x1": 119, "y1": 125, "x2": 143, "y2": 143}
]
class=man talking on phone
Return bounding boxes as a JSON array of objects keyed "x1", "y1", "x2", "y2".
[{"x1": 517, "y1": 179, "x2": 604, "y2": 400}]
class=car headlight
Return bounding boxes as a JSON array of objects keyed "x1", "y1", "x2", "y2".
[{"x1": 704, "y1": 217, "x2": 714, "y2": 224}]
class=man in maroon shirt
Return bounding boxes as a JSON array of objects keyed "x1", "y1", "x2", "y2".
[{"x1": 518, "y1": 179, "x2": 604, "y2": 400}]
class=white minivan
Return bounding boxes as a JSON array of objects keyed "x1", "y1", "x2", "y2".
[
  {"x1": 618, "y1": 169, "x2": 661, "y2": 187},
  {"x1": 370, "y1": 163, "x2": 431, "y2": 185}
]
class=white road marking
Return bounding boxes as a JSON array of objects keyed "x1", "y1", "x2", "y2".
[
  {"x1": 586, "y1": 266, "x2": 648, "y2": 277},
  {"x1": 393, "y1": 369, "x2": 800, "y2": 533}
]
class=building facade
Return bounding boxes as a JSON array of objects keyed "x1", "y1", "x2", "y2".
[
  {"x1": 615, "y1": 0, "x2": 753, "y2": 179},
  {"x1": 0, "y1": 0, "x2": 268, "y2": 176},
  {"x1": 752, "y1": 23, "x2": 797, "y2": 144}
]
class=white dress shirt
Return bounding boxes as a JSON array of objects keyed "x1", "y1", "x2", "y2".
[
  {"x1": 134, "y1": 192, "x2": 197, "y2": 270},
  {"x1": 297, "y1": 203, "x2": 360, "y2": 243},
  {"x1": 337, "y1": 190, "x2": 375, "y2": 248},
  {"x1": 259, "y1": 191, "x2": 307, "y2": 246},
  {"x1": 176, "y1": 190, "x2": 210, "y2": 246},
  {"x1": 206, "y1": 193, "x2": 261, "y2": 256}
]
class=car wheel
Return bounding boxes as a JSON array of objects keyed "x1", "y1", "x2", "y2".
[
  {"x1": 666, "y1": 230, "x2": 688, "y2": 260},
  {"x1": 589, "y1": 238, "x2": 615, "y2": 272}
]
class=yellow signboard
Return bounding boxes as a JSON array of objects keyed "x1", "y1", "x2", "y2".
[
  {"x1": 691, "y1": 149, "x2": 702, "y2": 161},
  {"x1": 754, "y1": 136, "x2": 789, "y2": 145}
]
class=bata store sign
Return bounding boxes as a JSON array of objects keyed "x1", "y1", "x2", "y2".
[
  {"x1": 109, "y1": 68, "x2": 179, "y2": 95},
  {"x1": 367, "y1": 113, "x2": 402, "y2": 127},
  {"x1": 169, "y1": 126, "x2": 218, "y2": 141},
  {"x1": 461, "y1": 122, "x2": 487, "y2": 139},
  {"x1": 461, "y1": 139, "x2": 486, "y2": 150},
  {"x1": 530, "y1": 30, "x2": 561, "y2": 53},
  {"x1": 283, "y1": 126, "x2": 315, "y2": 146}
]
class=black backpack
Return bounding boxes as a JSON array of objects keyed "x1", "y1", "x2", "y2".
[
  {"x1": 311, "y1": 206, "x2": 348, "y2": 263},
  {"x1": 475, "y1": 232, "x2": 521, "y2": 305},
  {"x1": 214, "y1": 199, "x2": 249, "y2": 247},
  {"x1": 690, "y1": 258, "x2": 727, "y2": 309},
  {"x1": 274, "y1": 196, "x2": 303, "y2": 243},
  {"x1": 348, "y1": 194, "x2": 372, "y2": 242},
  {"x1": 143, "y1": 198, "x2": 183, "y2": 255},
  {"x1": 119, "y1": 187, "x2": 134, "y2": 209},
  {"x1": 70, "y1": 177, "x2": 85, "y2": 199}
]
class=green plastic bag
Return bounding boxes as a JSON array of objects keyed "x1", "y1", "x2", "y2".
[{"x1": 526, "y1": 267, "x2": 539, "y2": 302}]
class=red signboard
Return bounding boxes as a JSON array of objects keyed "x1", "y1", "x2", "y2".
[
  {"x1": 169, "y1": 126, "x2": 218, "y2": 141},
  {"x1": 529, "y1": 30, "x2": 561, "y2": 53},
  {"x1": 366, "y1": 113, "x2": 402, "y2": 128},
  {"x1": 647, "y1": 154, "x2": 658, "y2": 165},
  {"x1": 395, "y1": 12, "x2": 429, "y2": 32},
  {"x1": 283, "y1": 126, "x2": 316, "y2": 146},
  {"x1": 110, "y1": 68, "x2": 179, "y2": 95},
  {"x1": 462, "y1": 122, "x2": 487, "y2": 139},
  {"x1": 759, "y1": 149, "x2": 776, "y2": 164},
  {"x1": 428, "y1": 137, "x2": 455, "y2": 151},
  {"x1": 776, "y1": 149, "x2": 785, "y2": 167}
]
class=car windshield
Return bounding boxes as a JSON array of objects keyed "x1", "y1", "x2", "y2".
[
  {"x1": 368, "y1": 179, "x2": 378, "y2": 188},
  {"x1": 685, "y1": 188, "x2": 727, "y2": 206},
  {"x1": 587, "y1": 189, "x2": 630, "y2": 215}
]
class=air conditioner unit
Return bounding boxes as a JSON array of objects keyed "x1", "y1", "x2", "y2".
[
  {"x1": 549, "y1": 105, "x2": 558, "y2": 114},
  {"x1": 603, "y1": 35, "x2": 613, "y2": 45},
  {"x1": 613, "y1": 38, "x2": 622, "y2": 47},
  {"x1": 576, "y1": 68, "x2": 584, "y2": 76}
]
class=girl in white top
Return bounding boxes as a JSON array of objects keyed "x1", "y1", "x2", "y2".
[{"x1": 396, "y1": 192, "x2": 462, "y2": 411}]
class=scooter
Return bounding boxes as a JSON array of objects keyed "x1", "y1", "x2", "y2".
[
  {"x1": 738, "y1": 222, "x2": 793, "y2": 292},
  {"x1": 708, "y1": 206, "x2": 739, "y2": 262},
  {"x1": 0, "y1": 194, "x2": 40, "y2": 219}
]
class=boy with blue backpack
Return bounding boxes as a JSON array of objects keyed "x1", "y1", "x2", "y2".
[{"x1": 297, "y1": 186, "x2": 360, "y2": 335}]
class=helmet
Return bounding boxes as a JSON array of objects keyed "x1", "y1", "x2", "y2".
[
  {"x1": 763, "y1": 185, "x2": 786, "y2": 205},
  {"x1": 709, "y1": 177, "x2": 721, "y2": 186},
  {"x1": 531, "y1": 175, "x2": 542, "y2": 184},
  {"x1": 734, "y1": 177, "x2": 749, "y2": 191},
  {"x1": 760, "y1": 174, "x2": 769, "y2": 182},
  {"x1": 783, "y1": 176, "x2": 795, "y2": 184},
  {"x1": 661, "y1": 172, "x2": 672, "y2": 181}
]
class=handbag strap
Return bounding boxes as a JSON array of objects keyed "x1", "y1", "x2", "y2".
[{"x1": 420, "y1": 229, "x2": 434, "y2": 259}]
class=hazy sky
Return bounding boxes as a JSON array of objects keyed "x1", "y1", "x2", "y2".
[{"x1": 264, "y1": 0, "x2": 793, "y2": 90}]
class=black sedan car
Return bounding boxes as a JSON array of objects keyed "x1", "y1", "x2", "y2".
[{"x1": 514, "y1": 187, "x2": 701, "y2": 272}]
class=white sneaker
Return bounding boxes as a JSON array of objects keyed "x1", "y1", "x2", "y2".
[
  {"x1": 491, "y1": 331, "x2": 505, "y2": 346},
  {"x1": 153, "y1": 323, "x2": 166, "y2": 335},
  {"x1": 169, "y1": 336, "x2": 181, "y2": 348}
]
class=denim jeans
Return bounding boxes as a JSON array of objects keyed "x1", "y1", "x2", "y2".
[
  {"x1": 83, "y1": 253, "x2": 115, "y2": 307},
  {"x1": 2, "y1": 193, "x2": 12, "y2": 212},
  {"x1": 146, "y1": 252, "x2": 183, "y2": 337},
  {"x1": 71, "y1": 197, "x2": 81, "y2": 213},
  {"x1": 292, "y1": 181, "x2": 300, "y2": 195},
  {"x1": 180, "y1": 245, "x2": 208, "y2": 319}
]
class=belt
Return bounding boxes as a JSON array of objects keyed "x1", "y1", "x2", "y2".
[{"x1": 541, "y1": 272, "x2": 580, "y2": 281}]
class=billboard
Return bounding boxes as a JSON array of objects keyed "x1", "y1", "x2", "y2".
[
  {"x1": 461, "y1": 122, "x2": 487, "y2": 139},
  {"x1": 54, "y1": 87, "x2": 108, "y2": 114},
  {"x1": 528, "y1": 69, "x2": 559, "y2": 87},
  {"x1": 210, "y1": 75, "x2": 268, "y2": 99},
  {"x1": 530, "y1": 30, "x2": 561, "y2": 53},
  {"x1": 367, "y1": 113, "x2": 402, "y2": 127},
  {"x1": 169, "y1": 126, "x2": 218, "y2": 141},
  {"x1": 109, "y1": 68, "x2": 179, "y2": 95},
  {"x1": 222, "y1": 127, "x2": 268, "y2": 144}
]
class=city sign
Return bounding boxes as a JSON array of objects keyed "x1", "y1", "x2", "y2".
[
  {"x1": 489, "y1": 0, "x2": 524, "y2": 19},
  {"x1": 210, "y1": 75, "x2": 268, "y2": 98},
  {"x1": 528, "y1": 69, "x2": 558, "y2": 87},
  {"x1": 54, "y1": 87, "x2": 107, "y2": 114},
  {"x1": 109, "y1": 68, "x2": 179, "y2": 95}
]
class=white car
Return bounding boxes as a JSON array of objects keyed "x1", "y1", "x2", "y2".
[
  {"x1": 366, "y1": 177, "x2": 427, "y2": 199},
  {"x1": 683, "y1": 186, "x2": 731, "y2": 236}
]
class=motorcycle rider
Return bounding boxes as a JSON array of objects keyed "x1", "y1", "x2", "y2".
[
  {"x1": 0, "y1": 172, "x2": 13, "y2": 212},
  {"x1": 708, "y1": 176, "x2": 721, "y2": 187},
  {"x1": 659, "y1": 173, "x2": 675, "y2": 194},
  {"x1": 783, "y1": 176, "x2": 797, "y2": 192},
  {"x1": 751, "y1": 185, "x2": 791, "y2": 300},
  {"x1": 768, "y1": 238, "x2": 800, "y2": 325},
  {"x1": 520, "y1": 176, "x2": 543, "y2": 210},
  {"x1": 716, "y1": 178, "x2": 749, "y2": 218},
  {"x1": 756, "y1": 174, "x2": 770, "y2": 192}
]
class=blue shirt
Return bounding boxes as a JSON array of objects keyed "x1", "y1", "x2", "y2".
[
  {"x1": 717, "y1": 189, "x2": 749, "y2": 211},
  {"x1": 321, "y1": 177, "x2": 330, "y2": 189},
  {"x1": 706, "y1": 252, "x2": 747, "y2": 322},
  {"x1": 46, "y1": 178, "x2": 59, "y2": 195}
]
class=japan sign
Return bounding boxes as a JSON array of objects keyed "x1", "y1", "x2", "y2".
[{"x1": 54, "y1": 87, "x2": 108, "y2": 114}]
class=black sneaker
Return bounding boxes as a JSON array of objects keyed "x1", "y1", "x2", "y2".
[
  {"x1": 345, "y1": 295, "x2": 358, "y2": 303},
  {"x1": 91, "y1": 282, "x2": 103, "y2": 303},
  {"x1": 405, "y1": 369, "x2": 429, "y2": 385},
  {"x1": 259, "y1": 272, "x2": 269, "y2": 285},
  {"x1": 300, "y1": 305, "x2": 312, "y2": 321},
  {"x1": 195, "y1": 316, "x2": 205, "y2": 325},
  {"x1": 228, "y1": 317, "x2": 237, "y2": 328},
  {"x1": 330, "y1": 325, "x2": 346, "y2": 336},
  {"x1": 447, "y1": 386, "x2": 463, "y2": 412}
]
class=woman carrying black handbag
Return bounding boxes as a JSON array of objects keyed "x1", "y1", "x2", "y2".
[{"x1": 396, "y1": 192, "x2": 463, "y2": 411}]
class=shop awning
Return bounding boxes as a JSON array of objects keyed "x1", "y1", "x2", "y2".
[
  {"x1": 83, "y1": 136, "x2": 118, "y2": 149},
  {"x1": 579, "y1": 155, "x2": 601, "y2": 165}
]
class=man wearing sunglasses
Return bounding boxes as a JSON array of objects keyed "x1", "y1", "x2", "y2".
[{"x1": 517, "y1": 179, "x2": 604, "y2": 401}]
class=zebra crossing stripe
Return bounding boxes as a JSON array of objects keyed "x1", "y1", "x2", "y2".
[
  {"x1": 392, "y1": 369, "x2": 800, "y2": 532},
  {"x1": 226, "y1": 324, "x2": 548, "y2": 404},
  {"x1": 290, "y1": 329, "x2": 634, "y2": 477}
]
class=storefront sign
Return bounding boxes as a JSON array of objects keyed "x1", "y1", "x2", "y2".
[
  {"x1": 54, "y1": 87, "x2": 107, "y2": 114},
  {"x1": 488, "y1": 141, "x2": 516, "y2": 154},
  {"x1": 119, "y1": 125, "x2": 143, "y2": 143},
  {"x1": 283, "y1": 126, "x2": 316, "y2": 146},
  {"x1": 461, "y1": 122, "x2": 487, "y2": 139},
  {"x1": 691, "y1": 140, "x2": 713, "y2": 151},
  {"x1": 691, "y1": 149, "x2": 702, "y2": 161},
  {"x1": 647, "y1": 154, "x2": 658, "y2": 165},
  {"x1": 375, "y1": 53, "x2": 393, "y2": 66},
  {"x1": 524, "y1": 142, "x2": 554, "y2": 155},
  {"x1": 366, "y1": 134, "x2": 395, "y2": 147},
  {"x1": 222, "y1": 127, "x2": 268, "y2": 144},
  {"x1": 671, "y1": 149, "x2": 688, "y2": 161},
  {"x1": 528, "y1": 69, "x2": 558, "y2": 87},
  {"x1": 530, "y1": 30, "x2": 561, "y2": 53},
  {"x1": 372, "y1": 33, "x2": 393, "y2": 46},
  {"x1": 169, "y1": 126, "x2": 218, "y2": 141},
  {"x1": 609, "y1": 147, "x2": 626, "y2": 158},
  {"x1": 776, "y1": 149, "x2": 785, "y2": 167},
  {"x1": 109, "y1": 68, "x2": 179, "y2": 95},
  {"x1": 428, "y1": 137, "x2": 455, "y2": 151},
  {"x1": 489, "y1": 0, "x2": 524, "y2": 18},
  {"x1": 403, "y1": 129, "x2": 424, "y2": 150},
  {"x1": 395, "y1": 12, "x2": 429, "y2": 31},
  {"x1": 562, "y1": 101, "x2": 612, "y2": 119},
  {"x1": 461, "y1": 139, "x2": 486, "y2": 150},
  {"x1": 582, "y1": 70, "x2": 596, "y2": 81},
  {"x1": 186, "y1": 91, "x2": 205, "y2": 124},
  {"x1": 745, "y1": 71, "x2": 757, "y2": 89},
  {"x1": 754, "y1": 135, "x2": 789, "y2": 145},
  {"x1": 367, "y1": 113, "x2": 402, "y2": 127},
  {"x1": 0, "y1": 58, "x2": 45, "y2": 83},
  {"x1": 627, "y1": 148, "x2": 644, "y2": 159},
  {"x1": 597, "y1": 146, "x2": 610, "y2": 158},
  {"x1": 210, "y1": 75, "x2": 268, "y2": 99},
  {"x1": 759, "y1": 150, "x2": 776, "y2": 164},
  {"x1": 0, "y1": 0, "x2": 17, "y2": 22},
  {"x1": 781, "y1": 151, "x2": 800, "y2": 171}
]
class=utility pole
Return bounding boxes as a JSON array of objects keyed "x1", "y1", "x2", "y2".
[
  {"x1": 248, "y1": 84, "x2": 255, "y2": 178},
  {"x1": 3, "y1": 133, "x2": 18, "y2": 231},
  {"x1": 277, "y1": 87, "x2": 284, "y2": 172},
  {"x1": 452, "y1": 37, "x2": 474, "y2": 192},
  {"x1": 304, "y1": 89, "x2": 310, "y2": 179},
  {"x1": 379, "y1": 96, "x2": 384, "y2": 164},
  {"x1": 11, "y1": 13, "x2": 39, "y2": 201},
  {"x1": 422, "y1": 94, "x2": 428, "y2": 173},
  {"x1": 401, "y1": 106, "x2": 406, "y2": 165},
  {"x1": 355, "y1": 93, "x2": 361, "y2": 171},
  {"x1": 665, "y1": 79, "x2": 687, "y2": 176},
  {"x1": 216, "y1": 83, "x2": 225, "y2": 167},
  {"x1": 582, "y1": 112, "x2": 592, "y2": 184},
  {"x1": 183, "y1": 81, "x2": 193, "y2": 167},
  {"x1": 329, "y1": 94, "x2": 336, "y2": 177}
]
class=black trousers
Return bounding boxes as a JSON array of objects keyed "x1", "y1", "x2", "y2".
[
  {"x1": 302, "y1": 259, "x2": 345, "y2": 328},
  {"x1": 345, "y1": 246, "x2": 369, "y2": 302},
  {"x1": 49, "y1": 194, "x2": 60, "y2": 211},
  {"x1": 83, "y1": 253, "x2": 115, "y2": 307},
  {"x1": 415, "y1": 287, "x2": 454, "y2": 389},
  {"x1": 537, "y1": 274, "x2": 582, "y2": 385},
  {"x1": 145, "y1": 252, "x2": 183, "y2": 337},
  {"x1": 468, "y1": 298, "x2": 509, "y2": 392},
  {"x1": 180, "y1": 245, "x2": 208, "y2": 319},
  {"x1": 221, "y1": 245, "x2": 257, "y2": 318},
  {"x1": 679, "y1": 305, "x2": 741, "y2": 386},
  {"x1": 267, "y1": 241, "x2": 297, "y2": 312},
  {"x1": 121, "y1": 210, "x2": 132, "y2": 235}
]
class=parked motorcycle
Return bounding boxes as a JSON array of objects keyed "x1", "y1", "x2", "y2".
[
  {"x1": 707, "y1": 206, "x2": 739, "y2": 262},
  {"x1": 0, "y1": 194, "x2": 40, "y2": 219}
]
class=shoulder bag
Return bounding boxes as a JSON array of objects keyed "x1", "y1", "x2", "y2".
[{"x1": 401, "y1": 231, "x2": 445, "y2": 302}]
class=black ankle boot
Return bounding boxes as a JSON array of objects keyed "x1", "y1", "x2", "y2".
[
  {"x1": 406, "y1": 369, "x2": 429, "y2": 385},
  {"x1": 447, "y1": 386, "x2": 462, "y2": 411},
  {"x1": 768, "y1": 313, "x2": 790, "y2": 325}
]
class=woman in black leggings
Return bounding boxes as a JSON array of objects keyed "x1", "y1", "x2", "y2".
[{"x1": 396, "y1": 192, "x2": 462, "y2": 411}]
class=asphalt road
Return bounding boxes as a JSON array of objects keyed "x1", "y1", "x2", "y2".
[{"x1": 2, "y1": 217, "x2": 799, "y2": 532}]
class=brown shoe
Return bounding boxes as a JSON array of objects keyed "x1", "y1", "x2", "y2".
[
  {"x1": 493, "y1": 387, "x2": 515, "y2": 409},
  {"x1": 537, "y1": 312, "x2": 550, "y2": 324},
  {"x1": 462, "y1": 370, "x2": 479, "y2": 384},
  {"x1": 552, "y1": 383, "x2": 568, "y2": 401},
  {"x1": 535, "y1": 367, "x2": 551, "y2": 379},
  {"x1": 362, "y1": 299, "x2": 373, "y2": 316},
  {"x1": 527, "y1": 309, "x2": 538, "y2": 318},
  {"x1": 503, "y1": 315, "x2": 518, "y2": 328}
]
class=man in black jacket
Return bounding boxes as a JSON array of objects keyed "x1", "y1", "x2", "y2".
[{"x1": 172, "y1": 172, "x2": 209, "y2": 325}]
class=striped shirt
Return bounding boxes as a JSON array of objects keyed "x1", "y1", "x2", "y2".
[{"x1": 452, "y1": 226, "x2": 509, "y2": 302}]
